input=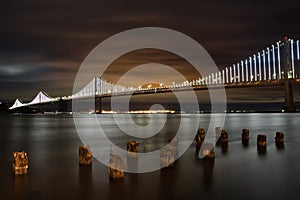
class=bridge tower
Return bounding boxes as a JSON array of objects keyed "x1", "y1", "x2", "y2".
[
  {"x1": 95, "y1": 97, "x2": 102, "y2": 114},
  {"x1": 58, "y1": 98, "x2": 68, "y2": 113},
  {"x1": 94, "y1": 77, "x2": 102, "y2": 114},
  {"x1": 282, "y1": 37, "x2": 296, "y2": 112}
]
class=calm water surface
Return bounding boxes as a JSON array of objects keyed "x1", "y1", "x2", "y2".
[{"x1": 1, "y1": 113, "x2": 300, "y2": 200}]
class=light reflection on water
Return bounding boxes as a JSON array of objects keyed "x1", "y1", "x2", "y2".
[{"x1": 0, "y1": 113, "x2": 300, "y2": 199}]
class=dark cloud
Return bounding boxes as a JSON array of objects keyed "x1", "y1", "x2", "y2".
[{"x1": 0, "y1": 0, "x2": 300, "y2": 102}]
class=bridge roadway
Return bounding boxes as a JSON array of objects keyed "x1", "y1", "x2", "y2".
[
  {"x1": 69, "y1": 78, "x2": 300, "y2": 100},
  {"x1": 10, "y1": 78, "x2": 299, "y2": 113}
]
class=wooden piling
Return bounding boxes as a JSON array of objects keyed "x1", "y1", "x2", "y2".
[
  {"x1": 13, "y1": 151, "x2": 28, "y2": 175},
  {"x1": 242, "y1": 129, "x2": 249, "y2": 146},
  {"x1": 275, "y1": 132, "x2": 284, "y2": 143},
  {"x1": 257, "y1": 134, "x2": 267, "y2": 154},
  {"x1": 275, "y1": 132, "x2": 284, "y2": 148},
  {"x1": 168, "y1": 137, "x2": 178, "y2": 148},
  {"x1": 220, "y1": 129, "x2": 228, "y2": 143},
  {"x1": 201, "y1": 143, "x2": 215, "y2": 159},
  {"x1": 242, "y1": 129, "x2": 249, "y2": 141},
  {"x1": 160, "y1": 137, "x2": 178, "y2": 168},
  {"x1": 195, "y1": 128, "x2": 205, "y2": 147},
  {"x1": 216, "y1": 127, "x2": 228, "y2": 144},
  {"x1": 79, "y1": 145, "x2": 92, "y2": 165},
  {"x1": 108, "y1": 155, "x2": 124, "y2": 180},
  {"x1": 127, "y1": 141, "x2": 139, "y2": 158},
  {"x1": 160, "y1": 147, "x2": 176, "y2": 168},
  {"x1": 257, "y1": 134, "x2": 267, "y2": 147}
]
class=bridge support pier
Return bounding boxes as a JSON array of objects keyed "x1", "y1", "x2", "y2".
[
  {"x1": 283, "y1": 80, "x2": 295, "y2": 112},
  {"x1": 95, "y1": 97, "x2": 102, "y2": 114},
  {"x1": 282, "y1": 37, "x2": 296, "y2": 112},
  {"x1": 58, "y1": 99, "x2": 68, "y2": 113}
]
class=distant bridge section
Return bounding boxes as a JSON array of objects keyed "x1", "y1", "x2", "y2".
[{"x1": 10, "y1": 91, "x2": 58, "y2": 110}]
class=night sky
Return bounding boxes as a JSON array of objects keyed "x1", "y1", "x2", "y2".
[{"x1": 1, "y1": 0, "x2": 300, "y2": 102}]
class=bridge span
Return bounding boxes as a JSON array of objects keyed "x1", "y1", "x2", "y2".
[{"x1": 10, "y1": 37, "x2": 300, "y2": 112}]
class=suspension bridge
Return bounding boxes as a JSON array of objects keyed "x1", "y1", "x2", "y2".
[{"x1": 10, "y1": 37, "x2": 300, "y2": 112}]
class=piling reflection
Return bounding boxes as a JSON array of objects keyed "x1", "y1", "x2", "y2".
[
  {"x1": 275, "y1": 132, "x2": 284, "y2": 150},
  {"x1": 276, "y1": 142, "x2": 285, "y2": 150},
  {"x1": 27, "y1": 190, "x2": 43, "y2": 200},
  {"x1": 194, "y1": 147, "x2": 214, "y2": 191},
  {"x1": 257, "y1": 146, "x2": 267, "y2": 155},
  {"x1": 159, "y1": 164, "x2": 177, "y2": 199},
  {"x1": 13, "y1": 175, "x2": 29, "y2": 200},
  {"x1": 79, "y1": 164, "x2": 93, "y2": 199},
  {"x1": 242, "y1": 139, "x2": 249, "y2": 147},
  {"x1": 202, "y1": 159, "x2": 214, "y2": 190},
  {"x1": 127, "y1": 154, "x2": 139, "y2": 172},
  {"x1": 125, "y1": 173, "x2": 140, "y2": 200},
  {"x1": 109, "y1": 175, "x2": 125, "y2": 200},
  {"x1": 221, "y1": 142, "x2": 228, "y2": 154}
]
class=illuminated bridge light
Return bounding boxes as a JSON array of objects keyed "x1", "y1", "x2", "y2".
[
  {"x1": 229, "y1": 66, "x2": 233, "y2": 83},
  {"x1": 272, "y1": 45, "x2": 276, "y2": 80},
  {"x1": 237, "y1": 63, "x2": 240, "y2": 82},
  {"x1": 241, "y1": 61, "x2": 244, "y2": 82},
  {"x1": 245, "y1": 59, "x2": 248, "y2": 82},
  {"x1": 277, "y1": 42, "x2": 281, "y2": 79},
  {"x1": 253, "y1": 55, "x2": 257, "y2": 81},
  {"x1": 297, "y1": 40, "x2": 300, "y2": 60},
  {"x1": 213, "y1": 73, "x2": 217, "y2": 84},
  {"x1": 258, "y1": 52, "x2": 262, "y2": 81},
  {"x1": 226, "y1": 68, "x2": 229, "y2": 84},
  {"x1": 262, "y1": 50, "x2": 266, "y2": 81},
  {"x1": 267, "y1": 48, "x2": 271, "y2": 80},
  {"x1": 249, "y1": 57, "x2": 253, "y2": 81},
  {"x1": 290, "y1": 39, "x2": 295, "y2": 78},
  {"x1": 233, "y1": 64, "x2": 236, "y2": 83},
  {"x1": 222, "y1": 69, "x2": 225, "y2": 84}
]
